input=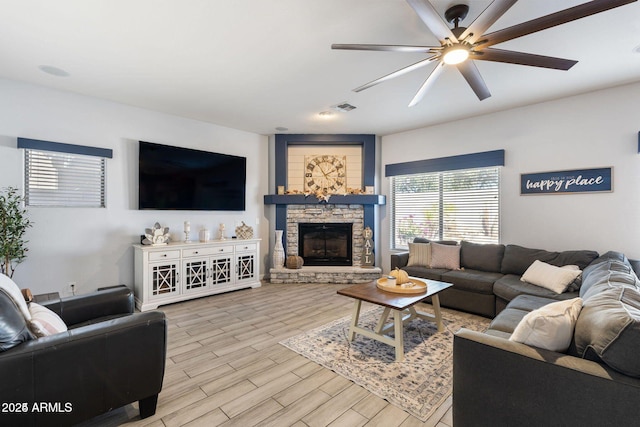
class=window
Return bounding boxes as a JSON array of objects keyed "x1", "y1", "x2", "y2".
[
  {"x1": 386, "y1": 150, "x2": 504, "y2": 250},
  {"x1": 18, "y1": 138, "x2": 112, "y2": 208}
]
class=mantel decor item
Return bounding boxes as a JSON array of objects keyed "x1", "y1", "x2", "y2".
[
  {"x1": 235, "y1": 221, "x2": 254, "y2": 239},
  {"x1": 199, "y1": 228, "x2": 210, "y2": 243},
  {"x1": 218, "y1": 223, "x2": 226, "y2": 240},
  {"x1": 273, "y1": 230, "x2": 285, "y2": 269},
  {"x1": 143, "y1": 222, "x2": 170, "y2": 246},
  {"x1": 361, "y1": 226, "x2": 374, "y2": 268},
  {"x1": 520, "y1": 167, "x2": 612, "y2": 195}
]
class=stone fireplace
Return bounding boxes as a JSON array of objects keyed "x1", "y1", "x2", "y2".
[{"x1": 265, "y1": 134, "x2": 385, "y2": 284}]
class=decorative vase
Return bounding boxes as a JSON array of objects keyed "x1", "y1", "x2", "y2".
[{"x1": 273, "y1": 230, "x2": 285, "y2": 269}]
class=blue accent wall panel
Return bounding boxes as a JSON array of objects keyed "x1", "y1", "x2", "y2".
[
  {"x1": 385, "y1": 149, "x2": 504, "y2": 177},
  {"x1": 17, "y1": 137, "x2": 113, "y2": 158}
]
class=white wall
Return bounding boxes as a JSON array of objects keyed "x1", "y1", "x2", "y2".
[
  {"x1": 0, "y1": 79, "x2": 269, "y2": 295},
  {"x1": 380, "y1": 81, "x2": 640, "y2": 272}
]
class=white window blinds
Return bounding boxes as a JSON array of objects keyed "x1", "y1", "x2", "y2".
[
  {"x1": 391, "y1": 166, "x2": 500, "y2": 249},
  {"x1": 24, "y1": 149, "x2": 106, "y2": 207},
  {"x1": 18, "y1": 138, "x2": 112, "y2": 208}
]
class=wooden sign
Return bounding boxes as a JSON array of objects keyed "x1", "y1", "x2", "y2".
[
  {"x1": 361, "y1": 226, "x2": 374, "y2": 268},
  {"x1": 521, "y1": 167, "x2": 612, "y2": 195}
]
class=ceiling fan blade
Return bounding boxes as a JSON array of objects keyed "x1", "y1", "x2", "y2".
[
  {"x1": 406, "y1": 0, "x2": 458, "y2": 43},
  {"x1": 477, "y1": 0, "x2": 637, "y2": 48},
  {"x1": 354, "y1": 56, "x2": 438, "y2": 92},
  {"x1": 332, "y1": 43, "x2": 440, "y2": 53},
  {"x1": 473, "y1": 48, "x2": 577, "y2": 70},
  {"x1": 459, "y1": 0, "x2": 518, "y2": 43},
  {"x1": 409, "y1": 61, "x2": 446, "y2": 107},
  {"x1": 455, "y1": 61, "x2": 491, "y2": 101}
]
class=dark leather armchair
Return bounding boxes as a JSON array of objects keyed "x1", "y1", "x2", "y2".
[{"x1": 0, "y1": 286, "x2": 167, "y2": 426}]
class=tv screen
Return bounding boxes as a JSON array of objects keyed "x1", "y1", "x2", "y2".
[{"x1": 138, "y1": 141, "x2": 246, "y2": 211}]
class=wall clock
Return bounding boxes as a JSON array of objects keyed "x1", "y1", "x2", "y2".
[{"x1": 304, "y1": 155, "x2": 346, "y2": 192}]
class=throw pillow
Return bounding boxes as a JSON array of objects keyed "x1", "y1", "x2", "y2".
[
  {"x1": 407, "y1": 243, "x2": 431, "y2": 267},
  {"x1": 0, "y1": 273, "x2": 32, "y2": 321},
  {"x1": 430, "y1": 242, "x2": 460, "y2": 270},
  {"x1": 510, "y1": 297, "x2": 583, "y2": 352},
  {"x1": 28, "y1": 302, "x2": 67, "y2": 337},
  {"x1": 521, "y1": 260, "x2": 582, "y2": 294}
]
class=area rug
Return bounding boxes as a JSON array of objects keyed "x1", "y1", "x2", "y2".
[{"x1": 280, "y1": 306, "x2": 490, "y2": 421}]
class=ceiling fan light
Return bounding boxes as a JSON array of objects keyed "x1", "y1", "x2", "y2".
[{"x1": 442, "y1": 47, "x2": 469, "y2": 65}]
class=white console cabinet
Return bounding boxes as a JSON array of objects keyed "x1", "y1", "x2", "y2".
[{"x1": 134, "y1": 239, "x2": 261, "y2": 311}]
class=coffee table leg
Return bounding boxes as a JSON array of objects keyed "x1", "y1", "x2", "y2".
[
  {"x1": 348, "y1": 300, "x2": 362, "y2": 341},
  {"x1": 375, "y1": 307, "x2": 391, "y2": 334},
  {"x1": 432, "y1": 294, "x2": 445, "y2": 332},
  {"x1": 393, "y1": 309, "x2": 404, "y2": 362}
]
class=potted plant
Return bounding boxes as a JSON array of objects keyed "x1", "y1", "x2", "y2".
[{"x1": 0, "y1": 187, "x2": 33, "y2": 278}]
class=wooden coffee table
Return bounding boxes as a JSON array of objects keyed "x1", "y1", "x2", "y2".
[{"x1": 337, "y1": 278, "x2": 452, "y2": 362}]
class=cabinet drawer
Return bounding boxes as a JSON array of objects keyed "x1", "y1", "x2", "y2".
[
  {"x1": 235, "y1": 243, "x2": 257, "y2": 252},
  {"x1": 183, "y1": 245, "x2": 232, "y2": 257},
  {"x1": 148, "y1": 250, "x2": 181, "y2": 261}
]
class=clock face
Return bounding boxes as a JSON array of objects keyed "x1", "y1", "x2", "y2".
[{"x1": 305, "y1": 155, "x2": 346, "y2": 192}]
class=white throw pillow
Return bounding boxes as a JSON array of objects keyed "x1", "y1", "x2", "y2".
[
  {"x1": 430, "y1": 242, "x2": 460, "y2": 270},
  {"x1": 407, "y1": 243, "x2": 431, "y2": 267},
  {"x1": 521, "y1": 260, "x2": 582, "y2": 294},
  {"x1": 510, "y1": 297, "x2": 583, "y2": 352},
  {"x1": 0, "y1": 273, "x2": 31, "y2": 321},
  {"x1": 28, "y1": 302, "x2": 67, "y2": 337}
]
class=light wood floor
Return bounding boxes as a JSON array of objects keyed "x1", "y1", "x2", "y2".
[{"x1": 80, "y1": 282, "x2": 454, "y2": 427}]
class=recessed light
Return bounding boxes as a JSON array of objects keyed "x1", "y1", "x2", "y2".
[
  {"x1": 275, "y1": 126, "x2": 289, "y2": 132},
  {"x1": 318, "y1": 111, "x2": 334, "y2": 117},
  {"x1": 38, "y1": 65, "x2": 70, "y2": 77}
]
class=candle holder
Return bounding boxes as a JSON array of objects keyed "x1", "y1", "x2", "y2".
[{"x1": 184, "y1": 231, "x2": 191, "y2": 243}]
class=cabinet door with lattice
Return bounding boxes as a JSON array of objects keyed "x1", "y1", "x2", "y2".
[
  {"x1": 183, "y1": 257, "x2": 210, "y2": 293},
  {"x1": 149, "y1": 261, "x2": 181, "y2": 299},
  {"x1": 210, "y1": 254, "x2": 234, "y2": 286}
]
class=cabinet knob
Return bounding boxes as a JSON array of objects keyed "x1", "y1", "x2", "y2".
[
  {"x1": 162, "y1": 254, "x2": 167, "y2": 257},
  {"x1": 194, "y1": 251, "x2": 199, "y2": 254}
]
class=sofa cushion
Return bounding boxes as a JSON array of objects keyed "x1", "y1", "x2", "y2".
[
  {"x1": 510, "y1": 297, "x2": 583, "y2": 352},
  {"x1": 460, "y1": 241, "x2": 505, "y2": 273},
  {"x1": 28, "y1": 302, "x2": 68, "y2": 337},
  {"x1": 0, "y1": 289, "x2": 33, "y2": 351},
  {"x1": 430, "y1": 242, "x2": 460, "y2": 270},
  {"x1": 574, "y1": 286, "x2": 640, "y2": 377},
  {"x1": 441, "y1": 269, "x2": 503, "y2": 295},
  {"x1": 500, "y1": 244, "x2": 598, "y2": 276},
  {"x1": 580, "y1": 259, "x2": 639, "y2": 300},
  {"x1": 402, "y1": 265, "x2": 450, "y2": 281},
  {"x1": 521, "y1": 260, "x2": 582, "y2": 294},
  {"x1": 407, "y1": 242, "x2": 431, "y2": 267},
  {"x1": 494, "y1": 274, "x2": 580, "y2": 303},
  {"x1": 487, "y1": 294, "x2": 557, "y2": 335}
]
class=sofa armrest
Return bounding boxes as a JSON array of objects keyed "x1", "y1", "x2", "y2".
[
  {"x1": 0, "y1": 310, "x2": 166, "y2": 426},
  {"x1": 41, "y1": 287, "x2": 134, "y2": 326},
  {"x1": 453, "y1": 328, "x2": 640, "y2": 426},
  {"x1": 390, "y1": 251, "x2": 409, "y2": 269}
]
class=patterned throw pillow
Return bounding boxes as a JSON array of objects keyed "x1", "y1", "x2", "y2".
[
  {"x1": 430, "y1": 242, "x2": 461, "y2": 270},
  {"x1": 28, "y1": 303, "x2": 67, "y2": 337},
  {"x1": 407, "y1": 243, "x2": 431, "y2": 267}
]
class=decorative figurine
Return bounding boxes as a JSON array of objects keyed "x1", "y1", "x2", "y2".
[{"x1": 143, "y1": 222, "x2": 170, "y2": 246}]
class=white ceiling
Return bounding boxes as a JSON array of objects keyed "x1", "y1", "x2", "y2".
[{"x1": 1, "y1": 0, "x2": 639, "y2": 136}]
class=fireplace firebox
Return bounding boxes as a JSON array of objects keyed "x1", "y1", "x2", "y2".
[{"x1": 298, "y1": 223, "x2": 352, "y2": 266}]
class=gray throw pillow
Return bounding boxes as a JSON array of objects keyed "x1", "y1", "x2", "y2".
[{"x1": 460, "y1": 241, "x2": 505, "y2": 273}]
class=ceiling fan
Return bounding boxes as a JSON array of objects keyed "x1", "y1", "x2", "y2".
[{"x1": 332, "y1": 0, "x2": 637, "y2": 106}]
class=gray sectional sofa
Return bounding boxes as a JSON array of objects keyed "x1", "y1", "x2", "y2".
[
  {"x1": 453, "y1": 251, "x2": 640, "y2": 426},
  {"x1": 390, "y1": 238, "x2": 599, "y2": 317}
]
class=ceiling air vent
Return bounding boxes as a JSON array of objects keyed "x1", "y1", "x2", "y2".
[{"x1": 331, "y1": 102, "x2": 357, "y2": 112}]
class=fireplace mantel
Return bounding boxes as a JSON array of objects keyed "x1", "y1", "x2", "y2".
[{"x1": 263, "y1": 194, "x2": 385, "y2": 205}]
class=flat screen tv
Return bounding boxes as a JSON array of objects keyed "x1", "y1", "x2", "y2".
[{"x1": 138, "y1": 141, "x2": 246, "y2": 211}]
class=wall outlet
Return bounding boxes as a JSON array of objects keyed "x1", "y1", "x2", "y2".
[{"x1": 67, "y1": 282, "x2": 77, "y2": 296}]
